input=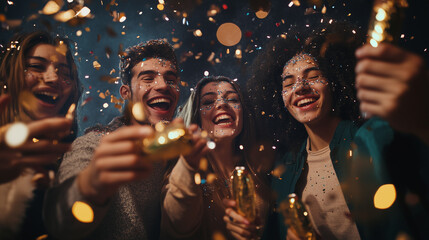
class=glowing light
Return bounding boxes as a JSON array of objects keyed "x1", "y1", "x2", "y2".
[
  {"x1": 194, "y1": 173, "x2": 201, "y2": 184},
  {"x1": 77, "y1": 7, "x2": 91, "y2": 17},
  {"x1": 374, "y1": 184, "x2": 396, "y2": 209},
  {"x1": 54, "y1": 9, "x2": 75, "y2": 22},
  {"x1": 207, "y1": 141, "x2": 216, "y2": 149},
  {"x1": 76, "y1": 30, "x2": 82, "y2": 36},
  {"x1": 157, "y1": 4, "x2": 164, "y2": 11},
  {"x1": 132, "y1": 102, "x2": 146, "y2": 122},
  {"x1": 158, "y1": 0, "x2": 165, "y2": 4},
  {"x1": 66, "y1": 103, "x2": 76, "y2": 120},
  {"x1": 216, "y1": 23, "x2": 242, "y2": 47},
  {"x1": 370, "y1": 39, "x2": 379, "y2": 48},
  {"x1": 119, "y1": 13, "x2": 126, "y2": 22},
  {"x1": 42, "y1": 1, "x2": 61, "y2": 15},
  {"x1": 375, "y1": 8, "x2": 387, "y2": 21},
  {"x1": 255, "y1": 10, "x2": 269, "y2": 19},
  {"x1": 374, "y1": 23, "x2": 384, "y2": 33},
  {"x1": 32, "y1": 138, "x2": 39, "y2": 143},
  {"x1": 103, "y1": 103, "x2": 109, "y2": 108},
  {"x1": 235, "y1": 49, "x2": 242, "y2": 59},
  {"x1": 204, "y1": 71, "x2": 209, "y2": 76},
  {"x1": 193, "y1": 29, "x2": 203, "y2": 37},
  {"x1": 168, "y1": 129, "x2": 185, "y2": 140},
  {"x1": 155, "y1": 122, "x2": 165, "y2": 132},
  {"x1": 5, "y1": 122, "x2": 29, "y2": 148},
  {"x1": 158, "y1": 136, "x2": 166, "y2": 144},
  {"x1": 239, "y1": 145, "x2": 244, "y2": 150},
  {"x1": 371, "y1": 31, "x2": 383, "y2": 41},
  {"x1": 72, "y1": 201, "x2": 94, "y2": 223}
]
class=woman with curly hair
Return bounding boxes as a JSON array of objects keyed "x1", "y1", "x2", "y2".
[{"x1": 247, "y1": 17, "x2": 429, "y2": 239}]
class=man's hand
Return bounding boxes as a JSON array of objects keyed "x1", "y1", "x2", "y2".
[
  {"x1": 355, "y1": 43, "x2": 429, "y2": 145},
  {"x1": 78, "y1": 125, "x2": 154, "y2": 205}
]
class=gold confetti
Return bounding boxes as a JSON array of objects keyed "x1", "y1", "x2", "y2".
[
  {"x1": 32, "y1": 138, "x2": 39, "y2": 143},
  {"x1": 157, "y1": 4, "x2": 164, "y2": 11},
  {"x1": 194, "y1": 173, "x2": 201, "y2": 184},
  {"x1": 54, "y1": 9, "x2": 75, "y2": 23},
  {"x1": 99, "y1": 92, "x2": 106, "y2": 99},
  {"x1": 93, "y1": 60, "x2": 101, "y2": 70},
  {"x1": 259, "y1": 145, "x2": 264, "y2": 151}
]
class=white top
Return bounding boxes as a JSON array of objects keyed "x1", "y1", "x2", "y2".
[{"x1": 300, "y1": 138, "x2": 360, "y2": 240}]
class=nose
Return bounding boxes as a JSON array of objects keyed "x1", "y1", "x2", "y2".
[
  {"x1": 215, "y1": 97, "x2": 228, "y2": 109},
  {"x1": 153, "y1": 75, "x2": 169, "y2": 91},
  {"x1": 42, "y1": 65, "x2": 59, "y2": 83},
  {"x1": 293, "y1": 77, "x2": 311, "y2": 95}
]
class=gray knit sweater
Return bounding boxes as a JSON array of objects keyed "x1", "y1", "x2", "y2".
[{"x1": 43, "y1": 117, "x2": 166, "y2": 240}]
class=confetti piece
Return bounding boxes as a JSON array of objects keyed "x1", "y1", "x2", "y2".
[
  {"x1": 72, "y1": 201, "x2": 94, "y2": 223},
  {"x1": 216, "y1": 23, "x2": 242, "y2": 47}
]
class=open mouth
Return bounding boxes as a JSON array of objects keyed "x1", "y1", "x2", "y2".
[
  {"x1": 34, "y1": 92, "x2": 59, "y2": 105},
  {"x1": 295, "y1": 97, "x2": 319, "y2": 107},
  {"x1": 147, "y1": 97, "x2": 172, "y2": 111},
  {"x1": 213, "y1": 113, "x2": 234, "y2": 126}
]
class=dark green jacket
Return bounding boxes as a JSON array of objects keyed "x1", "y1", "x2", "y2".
[{"x1": 271, "y1": 118, "x2": 429, "y2": 239}]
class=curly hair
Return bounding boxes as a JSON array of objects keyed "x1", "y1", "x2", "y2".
[
  {"x1": 246, "y1": 21, "x2": 364, "y2": 151},
  {"x1": 119, "y1": 39, "x2": 178, "y2": 86}
]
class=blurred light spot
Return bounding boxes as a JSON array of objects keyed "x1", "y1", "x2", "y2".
[
  {"x1": 216, "y1": 23, "x2": 242, "y2": 46},
  {"x1": 370, "y1": 39, "x2": 379, "y2": 47},
  {"x1": 54, "y1": 9, "x2": 75, "y2": 22},
  {"x1": 199, "y1": 157, "x2": 208, "y2": 171},
  {"x1": 157, "y1": 4, "x2": 164, "y2": 11},
  {"x1": 5, "y1": 122, "x2": 29, "y2": 148},
  {"x1": 42, "y1": 1, "x2": 62, "y2": 15},
  {"x1": 235, "y1": 49, "x2": 242, "y2": 59},
  {"x1": 119, "y1": 13, "x2": 126, "y2": 22},
  {"x1": 32, "y1": 138, "x2": 39, "y2": 143},
  {"x1": 193, "y1": 29, "x2": 203, "y2": 37},
  {"x1": 207, "y1": 141, "x2": 216, "y2": 149},
  {"x1": 375, "y1": 8, "x2": 387, "y2": 21},
  {"x1": 132, "y1": 102, "x2": 146, "y2": 122},
  {"x1": 194, "y1": 173, "x2": 201, "y2": 184},
  {"x1": 103, "y1": 103, "x2": 109, "y2": 108},
  {"x1": 158, "y1": 136, "x2": 166, "y2": 144},
  {"x1": 158, "y1": 0, "x2": 165, "y2": 4},
  {"x1": 93, "y1": 61, "x2": 101, "y2": 70},
  {"x1": 77, "y1": 6, "x2": 91, "y2": 17},
  {"x1": 76, "y1": 30, "x2": 82, "y2": 36},
  {"x1": 72, "y1": 201, "x2": 94, "y2": 223},
  {"x1": 168, "y1": 129, "x2": 185, "y2": 140},
  {"x1": 255, "y1": 10, "x2": 269, "y2": 19},
  {"x1": 204, "y1": 71, "x2": 209, "y2": 76},
  {"x1": 239, "y1": 145, "x2": 244, "y2": 150},
  {"x1": 374, "y1": 184, "x2": 396, "y2": 209}
]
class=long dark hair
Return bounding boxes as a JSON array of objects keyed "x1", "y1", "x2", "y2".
[{"x1": 246, "y1": 21, "x2": 364, "y2": 152}]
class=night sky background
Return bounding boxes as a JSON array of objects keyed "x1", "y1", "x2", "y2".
[{"x1": 1, "y1": 0, "x2": 428, "y2": 136}]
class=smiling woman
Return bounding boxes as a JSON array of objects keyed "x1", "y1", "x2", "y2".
[
  {"x1": 0, "y1": 31, "x2": 81, "y2": 239},
  {"x1": 161, "y1": 76, "x2": 271, "y2": 240}
]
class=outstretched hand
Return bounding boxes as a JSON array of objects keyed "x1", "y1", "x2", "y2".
[
  {"x1": 0, "y1": 117, "x2": 72, "y2": 183},
  {"x1": 355, "y1": 43, "x2": 429, "y2": 145}
]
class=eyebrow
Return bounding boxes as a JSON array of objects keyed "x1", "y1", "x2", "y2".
[
  {"x1": 282, "y1": 66, "x2": 321, "y2": 81},
  {"x1": 27, "y1": 56, "x2": 69, "y2": 68},
  {"x1": 201, "y1": 90, "x2": 238, "y2": 98},
  {"x1": 137, "y1": 70, "x2": 178, "y2": 79}
]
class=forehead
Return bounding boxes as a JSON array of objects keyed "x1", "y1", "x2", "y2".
[
  {"x1": 131, "y1": 58, "x2": 176, "y2": 76},
  {"x1": 201, "y1": 81, "x2": 235, "y2": 94},
  {"x1": 283, "y1": 54, "x2": 318, "y2": 74},
  {"x1": 27, "y1": 43, "x2": 68, "y2": 64}
]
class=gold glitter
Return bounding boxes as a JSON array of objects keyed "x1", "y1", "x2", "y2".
[{"x1": 199, "y1": 157, "x2": 208, "y2": 171}]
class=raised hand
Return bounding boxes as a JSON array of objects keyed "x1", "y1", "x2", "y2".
[{"x1": 355, "y1": 43, "x2": 429, "y2": 145}]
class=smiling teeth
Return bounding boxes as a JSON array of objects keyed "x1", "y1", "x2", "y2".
[
  {"x1": 148, "y1": 98, "x2": 170, "y2": 105},
  {"x1": 38, "y1": 92, "x2": 59, "y2": 100},
  {"x1": 297, "y1": 98, "x2": 316, "y2": 107},
  {"x1": 214, "y1": 114, "x2": 232, "y2": 124}
]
